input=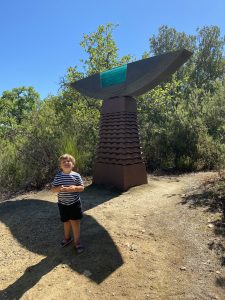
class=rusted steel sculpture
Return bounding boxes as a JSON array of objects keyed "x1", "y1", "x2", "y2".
[{"x1": 71, "y1": 49, "x2": 192, "y2": 190}]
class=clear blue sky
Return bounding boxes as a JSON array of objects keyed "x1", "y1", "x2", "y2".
[{"x1": 0, "y1": 0, "x2": 224, "y2": 99}]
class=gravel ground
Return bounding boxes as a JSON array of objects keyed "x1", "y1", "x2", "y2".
[{"x1": 0, "y1": 172, "x2": 225, "y2": 299}]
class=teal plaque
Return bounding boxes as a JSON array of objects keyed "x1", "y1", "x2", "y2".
[{"x1": 100, "y1": 64, "x2": 127, "y2": 88}]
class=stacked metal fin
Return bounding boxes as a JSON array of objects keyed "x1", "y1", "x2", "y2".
[
  {"x1": 93, "y1": 96, "x2": 147, "y2": 190},
  {"x1": 97, "y1": 112, "x2": 144, "y2": 165}
]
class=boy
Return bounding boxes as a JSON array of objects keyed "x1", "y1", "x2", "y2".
[{"x1": 51, "y1": 154, "x2": 85, "y2": 253}]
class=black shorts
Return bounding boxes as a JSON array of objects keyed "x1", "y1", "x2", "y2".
[{"x1": 58, "y1": 201, "x2": 83, "y2": 222}]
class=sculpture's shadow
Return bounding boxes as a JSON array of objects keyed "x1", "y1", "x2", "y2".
[{"x1": 0, "y1": 185, "x2": 123, "y2": 299}]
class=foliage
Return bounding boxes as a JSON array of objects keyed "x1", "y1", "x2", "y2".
[
  {"x1": 60, "y1": 23, "x2": 133, "y2": 110},
  {"x1": 80, "y1": 23, "x2": 133, "y2": 75},
  {"x1": 149, "y1": 25, "x2": 197, "y2": 55},
  {"x1": 0, "y1": 86, "x2": 40, "y2": 141},
  {"x1": 149, "y1": 25, "x2": 225, "y2": 91},
  {"x1": 192, "y1": 26, "x2": 225, "y2": 89},
  {"x1": 138, "y1": 77, "x2": 225, "y2": 171}
]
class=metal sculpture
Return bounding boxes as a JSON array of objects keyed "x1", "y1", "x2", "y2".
[{"x1": 71, "y1": 49, "x2": 192, "y2": 190}]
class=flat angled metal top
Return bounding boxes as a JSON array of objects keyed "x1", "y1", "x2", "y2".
[{"x1": 70, "y1": 49, "x2": 192, "y2": 100}]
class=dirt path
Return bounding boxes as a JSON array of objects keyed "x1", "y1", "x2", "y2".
[{"x1": 0, "y1": 173, "x2": 225, "y2": 299}]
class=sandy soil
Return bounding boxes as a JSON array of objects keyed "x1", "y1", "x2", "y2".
[{"x1": 0, "y1": 172, "x2": 225, "y2": 300}]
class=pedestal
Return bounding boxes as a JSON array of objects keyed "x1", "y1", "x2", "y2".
[{"x1": 93, "y1": 96, "x2": 147, "y2": 190}]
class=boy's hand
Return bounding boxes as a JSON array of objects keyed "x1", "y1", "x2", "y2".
[
  {"x1": 60, "y1": 185, "x2": 77, "y2": 192},
  {"x1": 60, "y1": 185, "x2": 84, "y2": 192},
  {"x1": 60, "y1": 185, "x2": 67, "y2": 192}
]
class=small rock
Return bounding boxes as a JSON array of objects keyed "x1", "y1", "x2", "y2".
[
  {"x1": 130, "y1": 243, "x2": 137, "y2": 251},
  {"x1": 208, "y1": 241, "x2": 215, "y2": 249},
  {"x1": 208, "y1": 224, "x2": 214, "y2": 228},
  {"x1": 83, "y1": 270, "x2": 92, "y2": 277},
  {"x1": 180, "y1": 266, "x2": 186, "y2": 271},
  {"x1": 216, "y1": 270, "x2": 221, "y2": 275}
]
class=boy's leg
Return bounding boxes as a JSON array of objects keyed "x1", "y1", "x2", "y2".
[
  {"x1": 70, "y1": 220, "x2": 80, "y2": 244},
  {"x1": 70, "y1": 220, "x2": 84, "y2": 253},
  {"x1": 63, "y1": 221, "x2": 72, "y2": 239}
]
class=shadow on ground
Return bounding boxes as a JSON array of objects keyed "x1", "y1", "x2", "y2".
[
  {"x1": 180, "y1": 180, "x2": 225, "y2": 283},
  {"x1": 0, "y1": 184, "x2": 123, "y2": 299},
  {"x1": 181, "y1": 186, "x2": 225, "y2": 235},
  {"x1": 216, "y1": 276, "x2": 225, "y2": 290}
]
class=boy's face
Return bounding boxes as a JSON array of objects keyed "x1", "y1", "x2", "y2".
[{"x1": 60, "y1": 158, "x2": 74, "y2": 173}]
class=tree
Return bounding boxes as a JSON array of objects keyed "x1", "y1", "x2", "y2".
[
  {"x1": 0, "y1": 86, "x2": 40, "y2": 140},
  {"x1": 191, "y1": 26, "x2": 225, "y2": 90},
  {"x1": 148, "y1": 25, "x2": 225, "y2": 91},
  {"x1": 149, "y1": 25, "x2": 196, "y2": 56},
  {"x1": 61, "y1": 23, "x2": 133, "y2": 109},
  {"x1": 80, "y1": 23, "x2": 132, "y2": 75},
  {"x1": 149, "y1": 25, "x2": 196, "y2": 86}
]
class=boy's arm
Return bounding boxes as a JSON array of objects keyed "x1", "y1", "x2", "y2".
[
  {"x1": 61, "y1": 185, "x2": 84, "y2": 192},
  {"x1": 51, "y1": 185, "x2": 84, "y2": 193},
  {"x1": 51, "y1": 185, "x2": 63, "y2": 193}
]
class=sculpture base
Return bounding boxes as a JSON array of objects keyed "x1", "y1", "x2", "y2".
[
  {"x1": 93, "y1": 162, "x2": 147, "y2": 191},
  {"x1": 93, "y1": 96, "x2": 148, "y2": 191}
]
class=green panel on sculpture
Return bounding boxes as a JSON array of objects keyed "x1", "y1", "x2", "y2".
[{"x1": 100, "y1": 64, "x2": 127, "y2": 87}]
